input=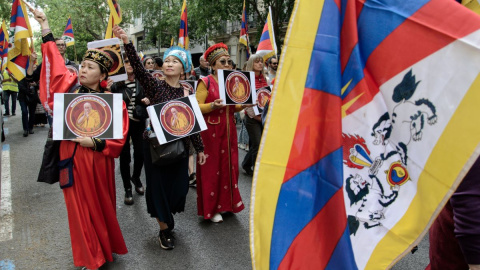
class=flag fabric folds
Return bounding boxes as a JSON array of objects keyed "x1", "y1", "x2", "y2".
[
  {"x1": 62, "y1": 17, "x2": 75, "y2": 47},
  {"x1": 239, "y1": 0, "x2": 251, "y2": 60},
  {"x1": 7, "y1": 0, "x2": 33, "y2": 81},
  {"x1": 0, "y1": 20, "x2": 8, "y2": 72},
  {"x1": 256, "y1": 6, "x2": 277, "y2": 61},
  {"x1": 178, "y1": 0, "x2": 189, "y2": 49},
  {"x1": 250, "y1": 0, "x2": 480, "y2": 269},
  {"x1": 105, "y1": 0, "x2": 122, "y2": 39}
]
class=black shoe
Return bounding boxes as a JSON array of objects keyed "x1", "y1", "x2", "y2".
[
  {"x1": 11, "y1": 113, "x2": 15, "y2": 116},
  {"x1": 131, "y1": 178, "x2": 144, "y2": 195},
  {"x1": 23, "y1": 130, "x2": 28, "y2": 137},
  {"x1": 189, "y1": 173, "x2": 196, "y2": 187},
  {"x1": 4, "y1": 113, "x2": 9, "y2": 116},
  {"x1": 28, "y1": 129, "x2": 34, "y2": 134},
  {"x1": 124, "y1": 189, "x2": 134, "y2": 205},
  {"x1": 158, "y1": 230, "x2": 175, "y2": 250},
  {"x1": 243, "y1": 165, "x2": 253, "y2": 176}
]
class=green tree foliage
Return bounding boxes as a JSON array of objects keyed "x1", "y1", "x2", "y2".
[
  {"x1": 0, "y1": 1, "x2": 12, "y2": 24},
  {"x1": 246, "y1": 0, "x2": 295, "y2": 54},
  {"x1": 30, "y1": 0, "x2": 129, "y2": 61},
  {"x1": 1, "y1": 0, "x2": 293, "y2": 61}
]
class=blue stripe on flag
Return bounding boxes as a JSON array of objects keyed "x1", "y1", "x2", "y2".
[
  {"x1": 259, "y1": 30, "x2": 270, "y2": 42},
  {"x1": 325, "y1": 227, "x2": 358, "y2": 270},
  {"x1": 305, "y1": 0, "x2": 341, "y2": 96},
  {"x1": 341, "y1": 0, "x2": 430, "y2": 98},
  {"x1": 270, "y1": 148, "x2": 344, "y2": 270}
]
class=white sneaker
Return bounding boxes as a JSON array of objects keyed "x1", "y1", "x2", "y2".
[
  {"x1": 211, "y1": 213, "x2": 223, "y2": 223},
  {"x1": 238, "y1": 144, "x2": 245, "y2": 150}
]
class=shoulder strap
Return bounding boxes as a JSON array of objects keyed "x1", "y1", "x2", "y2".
[{"x1": 71, "y1": 143, "x2": 79, "y2": 158}]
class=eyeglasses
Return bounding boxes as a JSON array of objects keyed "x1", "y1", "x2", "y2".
[
  {"x1": 219, "y1": 59, "x2": 233, "y2": 66},
  {"x1": 124, "y1": 59, "x2": 130, "y2": 64},
  {"x1": 56, "y1": 43, "x2": 66, "y2": 47},
  {"x1": 271, "y1": 62, "x2": 278, "y2": 65}
]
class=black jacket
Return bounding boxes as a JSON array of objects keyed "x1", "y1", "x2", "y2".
[{"x1": 111, "y1": 79, "x2": 147, "y2": 113}]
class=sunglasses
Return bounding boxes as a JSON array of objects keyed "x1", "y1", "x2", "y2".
[
  {"x1": 271, "y1": 62, "x2": 278, "y2": 65},
  {"x1": 124, "y1": 59, "x2": 130, "y2": 63},
  {"x1": 219, "y1": 59, "x2": 233, "y2": 66}
]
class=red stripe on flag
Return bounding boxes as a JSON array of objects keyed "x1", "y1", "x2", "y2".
[
  {"x1": 278, "y1": 189, "x2": 347, "y2": 270},
  {"x1": 343, "y1": 0, "x2": 480, "y2": 112},
  {"x1": 283, "y1": 88, "x2": 342, "y2": 183},
  {"x1": 340, "y1": 0, "x2": 364, "y2": 72}
]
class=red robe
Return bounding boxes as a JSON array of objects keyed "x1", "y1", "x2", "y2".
[
  {"x1": 196, "y1": 75, "x2": 245, "y2": 219},
  {"x1": 40, "y1": 38, "x2": 129, "y2": 269}
]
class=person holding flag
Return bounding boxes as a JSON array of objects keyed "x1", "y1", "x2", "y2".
[{"x1": 31, "y1": 8, "x2": 129, "y2": 270}]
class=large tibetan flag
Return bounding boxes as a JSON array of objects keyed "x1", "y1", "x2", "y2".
[
  {"x1": 105, "y1": 0, "x2": 122, "y2": 39},
  {"x1": 256, "y1": 6, "x2": 277, "y2": 61},
  {"x1": 250, "y1": 0, "x2": 480, "y2": 269},
  {"x1": 62, "y1": 17, "x2": 75, "y2": 47},
  {"x1": 0, "y1": 20, "x2": 8, "y2": 72},
  {"x1": 178, "y1": 0, "x2": 189, "y2": 49},
  {"x1": 7, "y1": 0, "x2": 33, "y2": 81},
  {"x1": 239, "y1": 0, "x2": 251, "y2": 60}
]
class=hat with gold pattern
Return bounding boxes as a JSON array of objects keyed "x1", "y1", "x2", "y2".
[{"x1": 83, "y1": 49, "x2": 114, "y2": 73}]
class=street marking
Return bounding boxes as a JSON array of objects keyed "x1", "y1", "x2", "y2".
[
  {"x1": 3, "y1": 127, "x2": 8, "y2": 135},
  {"x1": 0, "y1": 260, "x2": 15, "y2": 269},
  {"x1": 0, "y1": 144, "x2": 13, "y2": 242}
]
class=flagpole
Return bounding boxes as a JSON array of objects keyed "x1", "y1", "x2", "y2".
[
  {"x1": 73, "y1": 43, "x2": 77, "y2": 63},
  {"x1": 20, "y1": 0, "x2": 35, "y2": 12}
]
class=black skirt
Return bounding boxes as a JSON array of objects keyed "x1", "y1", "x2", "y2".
[{"x1": 143, "y1": 140, "x2": 189, "y2": 224}]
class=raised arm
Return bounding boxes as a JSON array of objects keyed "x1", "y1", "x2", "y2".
[
  {"x1": 113, "y1": 25, "x2": 161, "y2": 100},
  {"x1": 31, "y1": 9, "x2": 77, "y2": 115}
]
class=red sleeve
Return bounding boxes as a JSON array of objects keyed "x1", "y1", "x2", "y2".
[
  {"x1": 101, "y1": 101, "x2": 130, "y2": 158},
  {"x1": 39, "y1": 41, "x2": 78, "y2": 115}
]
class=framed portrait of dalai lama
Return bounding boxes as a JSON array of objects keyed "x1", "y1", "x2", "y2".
[
  {"x1": 218, "y1": 69, "x2": 256, "y2": 105},
  {"x1": 87, "y1": 38, "x2": 127, "y2": 82},
  {"x1": 253, "y1": 85, "x2": 272, "y2": 115},
  {"x1": 147, "y1": 95, "x2": 207, "y2": 145},
  {"x1": 52, "y1": 93, "x2": 124, "y2": 140}
]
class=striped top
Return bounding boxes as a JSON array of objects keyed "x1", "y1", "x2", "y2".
[{"x1": 125, "y1": 80, "x2": 139, "y2": 121}]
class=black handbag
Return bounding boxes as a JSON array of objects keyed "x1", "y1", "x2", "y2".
[
  {"x1": 133, "y1": 104, "x2": 148, "y2": 120},
  {"x1": 58, "y1": 143, "x2": 78, "y2": 189},
  {"x1": 37, "y1": 128, "x2": 61, "y2": 184},
  {"x1": 149, "y1": 137, "x2": 187, "y2": 166}
]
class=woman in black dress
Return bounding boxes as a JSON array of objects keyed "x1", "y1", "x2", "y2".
[{"x1": 113, "y1": 25, "x2": 206, "y2": 250}]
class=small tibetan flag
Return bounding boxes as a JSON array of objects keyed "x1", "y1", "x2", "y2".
[
  {"x1": 178, "y1": 0, "x2": 189, "y2": 49},
  {"x1": 256, "y1": 6, "x2": 277, "y2": 61},
  {"x1": 62, "y1": 17, "x2": 75, "y2": 47}
]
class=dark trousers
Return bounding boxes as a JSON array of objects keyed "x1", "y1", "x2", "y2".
[
  {"x1": 119, "y1": 119, "x2": 145, "y2": 191},
  {"x1": 3, "y1": 91, "x2": 17, "y2": 114},
  {"x1": 242, "y1": 116, "x2": 263, "y2": 169},
  {"x1": 19, "y1": 100, "x2": 36, "y2": 131}
]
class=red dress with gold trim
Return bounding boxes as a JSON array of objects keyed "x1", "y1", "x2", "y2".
[
  {"x1": 40, "y1": 34, "x2": 128, "y2": 269},
  {"x1": 196, "y1": 75, "x2": 245, "y2": 219}
]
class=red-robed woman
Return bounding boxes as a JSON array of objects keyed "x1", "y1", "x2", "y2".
[
  {"x1": 195, "y1": 43, "x2": 255, "y2": 223},
  {"x1": 32, "y1": 10, "x2": 128, "y2": 270}
]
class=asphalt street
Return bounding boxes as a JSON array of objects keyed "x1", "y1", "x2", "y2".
[{"x1": 0, "y1": 108, "x2": 430, "y2": 269}]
